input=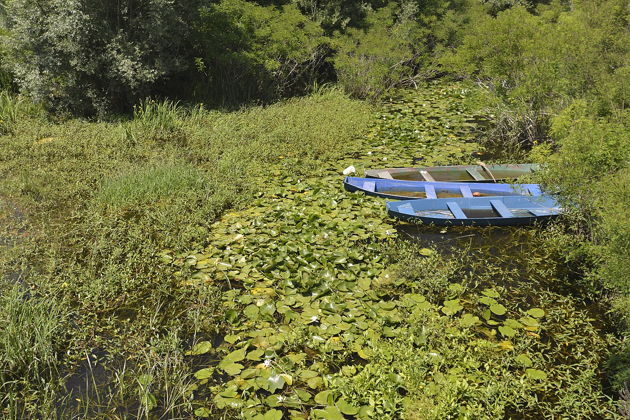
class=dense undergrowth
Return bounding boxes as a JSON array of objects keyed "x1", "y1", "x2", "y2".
[{"x1": 0, "y1": 83, "x2": 620, "y2": 418}]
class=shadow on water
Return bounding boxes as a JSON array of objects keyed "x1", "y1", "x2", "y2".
[
  {"x1": 395, "y1": 220, "x2": 614, "y2": 329},
  {"x1": 0, "y1": 196, "x2": 29, "y2": 288}
]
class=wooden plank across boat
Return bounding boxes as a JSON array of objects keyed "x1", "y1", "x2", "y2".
[
  {"x1": 365, "y1": 163, "x2": 540, "y2": 183},
  {"x1": 344, "y1": 177, "x2": 542, "y2": 200},
  {"x1": 386, "y1": 195, "x2": 562, "y2": 226}
]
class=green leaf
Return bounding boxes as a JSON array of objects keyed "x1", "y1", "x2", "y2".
[
  {"x1": 441, "y1": 299, "x2": 463, "y2": 315},
  {"x1": 194, "y1": 368, "x2": 214, "y2": 380},
  {"x1": 336, "y1": 398, "x2": 359, "y2": 415},
  {"x1": 459, "y1": 313, "x2": 480, "y2": 327},
  {"x1": 223, "y1": 347, "x2": 247, "y2": 363},
  {"x1": 187, "y1": 341, "x2": 212, "y2": 356},
  {"x1": 313, "y1": 406, "x2": 345, "y2": 420},
  {"x1": 498, "y1": 325, "x2": 516, "y2": 337},
  {"x1": 314, "y1": 390, "x2": 333, "y2": 405},
  {"x1": 526, "y1": 368, "x2": 548, "y2": 380},
  {"x1": 419, "y1": 248, "x2": 434, "y2": 256},
  {"x1": 478, "y1": 296, "x2": 496, "y2": 306},
  {"x1": 482, "y1": 289, "x2": 500, "y2": 298},
  {"x1": 515, "y1": 354, "x2": 533, "y2": 367},
  {"x1": 263, "y1": 409, "x2": 283, "y2": 420},
  {"x1": 194, "y1": 407, "x2": 211, "y2": 418},
  {"x1": 141, "y1": 392, "x2": 157, "y2": 411},
  {"x1": 490, "y1": 303, "x2": 507, "y2": 316},
  {"x1": 266, "y1": 374, "x2": 286, "y2": 393},
  {"x1": 221, "y1": 362, "x2": 243, "y2": 376},
  {"x1": 527, "y1": 308, "x2": 545, "y2": 318},
  {"x1": 244, "y1": 304, "x2": 260, "y2": 319}
]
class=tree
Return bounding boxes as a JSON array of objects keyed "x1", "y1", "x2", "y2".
[{"x1": 4, "y1": 0, "x2": 199, "y2": 115}]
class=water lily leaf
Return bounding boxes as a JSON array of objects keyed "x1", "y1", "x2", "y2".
[
  {"x1": 419, "y1": 248, "x2": 434, "y2": 256},
  {"x1": 263, "y1": 409, "x2": 283, "y2": 420},
  {"x1": 336, "y1": 398, "x2": 359, "y2": 415},
  {"x1": 314, "y1": 390, "x2": 333, "y2": 405},
  {"x1": 244, "y1": 304, "x2": 260, "y2": 319},
  {"x1": 441, "y1": 299, "x2": 463, "y2": 315},
  {"x1": 482, "y1": 289, "x2": 500, "y2": 298},
  {"x1": 358, "y1": 277, "x2": 371, "y2": 290},
  {"x1": 479, "y1": 296, "x2": 496, "y2": 306},
  {"x1": 503, "y1": 318, "x2": 523, "y2": 329},
  {"x1": 187, "y1": 341, "x2": 212, "y2": 356},
  {"x1": 280, "y1": 374, "x2": 293, "y2": 386},
  {"x1": 459, "y1": 313, "x2": 480, "y2": 328},
  {"x1": 266, "y1": 374, "x2": 286, "y2": 393},
  {"x1": 490, "y1": 304, "x2": 507, "y2": 316},
  {"x1": 527, "y1": 308, "x2": 545, "y2": 318},
  {"x1": 194, "y1": 368, "x2": 214, "y2": 380},
  {"x1": 313, "y1": 406, "x2": 344, "y2": 420},
  {"x1": 194, "y1": 407, "x2": 211, "y2": 418},
  {"x1": 497, "y1": 340, "x2": 514, "y2": 351},
  {"x1": 520, "y1": 316, "x2": 539, "y2": 328},
  {"x1": 221, "y1": 362, "x2": 243, "y2": 375},
  {"x1": 515, "y1": 354, "x2": 533, "y2": 367},
  {"x1": 307, "y1": 376, "x2": 324, "y2": 389},
  {"x1": 498, "y1": 325, "x2": 516, "y2": 337},
  {"x1": 265, "y1": 395, "x2": 283, "y2": 408},
  {"x1": 247, "y1": 349, "x2": 265, "y2": 361},
  {"x1": 223, "y1": 347, "x2": 247, "y2": 363},
  {"x1": 526, "y1": 368, "x2": 548, "y2": 380},
  {"x1": 224, "y1": 334, "x2": 240, "y2": 344}
]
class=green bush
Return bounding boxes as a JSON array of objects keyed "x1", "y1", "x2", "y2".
[
  {"x1": 4, "y1": 0, "x2": 199, "y2": 115},
  {"x1": 194, "y1": 0, "x2": 325, "y2": 105}
]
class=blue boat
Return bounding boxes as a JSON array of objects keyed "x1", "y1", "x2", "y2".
[
  {"x1": 344, "y1": 177, "x2": 542, "y2": 200},
  {"x1": 386, "y1": 195, "x2": 562, "y2": 226}
]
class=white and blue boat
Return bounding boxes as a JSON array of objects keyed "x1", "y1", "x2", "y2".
[
  {"x1": 344, "y1": 177, "x2": 542, "y2": 200},
  {"x1": 386, "y1": 195, "x2": 562, "y2": 226}
]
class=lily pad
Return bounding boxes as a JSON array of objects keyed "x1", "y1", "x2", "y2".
[
  {"x1": 527, "y1": 308, "x2": 545, "y2": 318},
  {"x1": 490, "y1": 303, "x2": 507, "y2": 316},
  {"x1": 526, "y1": 368, "x2": 548, "y2": 380}
]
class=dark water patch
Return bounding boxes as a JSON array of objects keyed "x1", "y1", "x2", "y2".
[{"x1": 0, "y1": 196, "x2": 29, "y2": 287}]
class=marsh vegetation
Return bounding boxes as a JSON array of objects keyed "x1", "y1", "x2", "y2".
[{"x1": 0, "y1": 0, "x2": 629, "y2": 418}]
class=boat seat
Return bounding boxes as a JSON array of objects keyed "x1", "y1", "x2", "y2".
[
  {"x1": 424, "y1": 184, "x2": 437, "y2": 199},
  {"x1": 466, "y1": 168, "x2": 486, "y2": 181},
  {"x1": 460, "y1": 185, "x2": 473, "y2": 198},
  {"x1": 363, "y1": 181, "x2": 376, "y2": 192},
  {"x1": 490, "y1": 200, "x2": 513, "y2": 218},
  {"x1": 446, "y1": 202, "x2": 467, "y2": 219},
  {"x1": 420, "y1": 170, "x2": 436, "y2": 182}
]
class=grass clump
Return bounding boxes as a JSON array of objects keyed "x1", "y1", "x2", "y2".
[
  {"x1": 94, "y1": 163, "x2": 207, "y2": 210},
  {"x1": 0, "y1": 285, "x2": 66, "y2": 418}
]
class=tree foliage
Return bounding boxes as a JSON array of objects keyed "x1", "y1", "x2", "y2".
[
  {"x1": 4, "y1": 0, "x2": 198, "y2": 115},
  {"x1": 195, "y1": 0, "x2": 326, "y2": 105}
]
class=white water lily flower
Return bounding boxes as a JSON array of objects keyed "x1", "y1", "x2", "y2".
[
  {"x1": 310, "y1": 315, "x2": 319, "y2": 323},
  {"x1": 263, "y1": 359, "x2": 272, "y2": 368},
  {"x1": 342, "y1": 165, "x2": 356, "y2": 175}
]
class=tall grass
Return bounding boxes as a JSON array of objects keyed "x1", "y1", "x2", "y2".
[
  {"x1": 0, "y1": 285, "x2": 65, "y2": 417},
  {"x1": 0, "y1": 91, "x2": 43, "y2": 135},
  {"x1": 95, "y1": 163, "x2": 207, "y2": 210}
]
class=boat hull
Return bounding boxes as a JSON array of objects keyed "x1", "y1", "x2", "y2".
[
  {"x1": 365, "y1": 164, "x2": 540, "y2": 183},
  {"x1": 344, "y1": 177, "x2": 542, "y2": 200},
  {"x1": 386, "y1": 195, "x2": 561, "y2": 227}
]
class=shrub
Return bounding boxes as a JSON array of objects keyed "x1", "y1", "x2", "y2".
[
  {"x1": 194, "y1": 0, "x2": 326, "y2": 105},
  {"x1": 4, "y1": 0, "x2": 199, "y2": 115}
]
